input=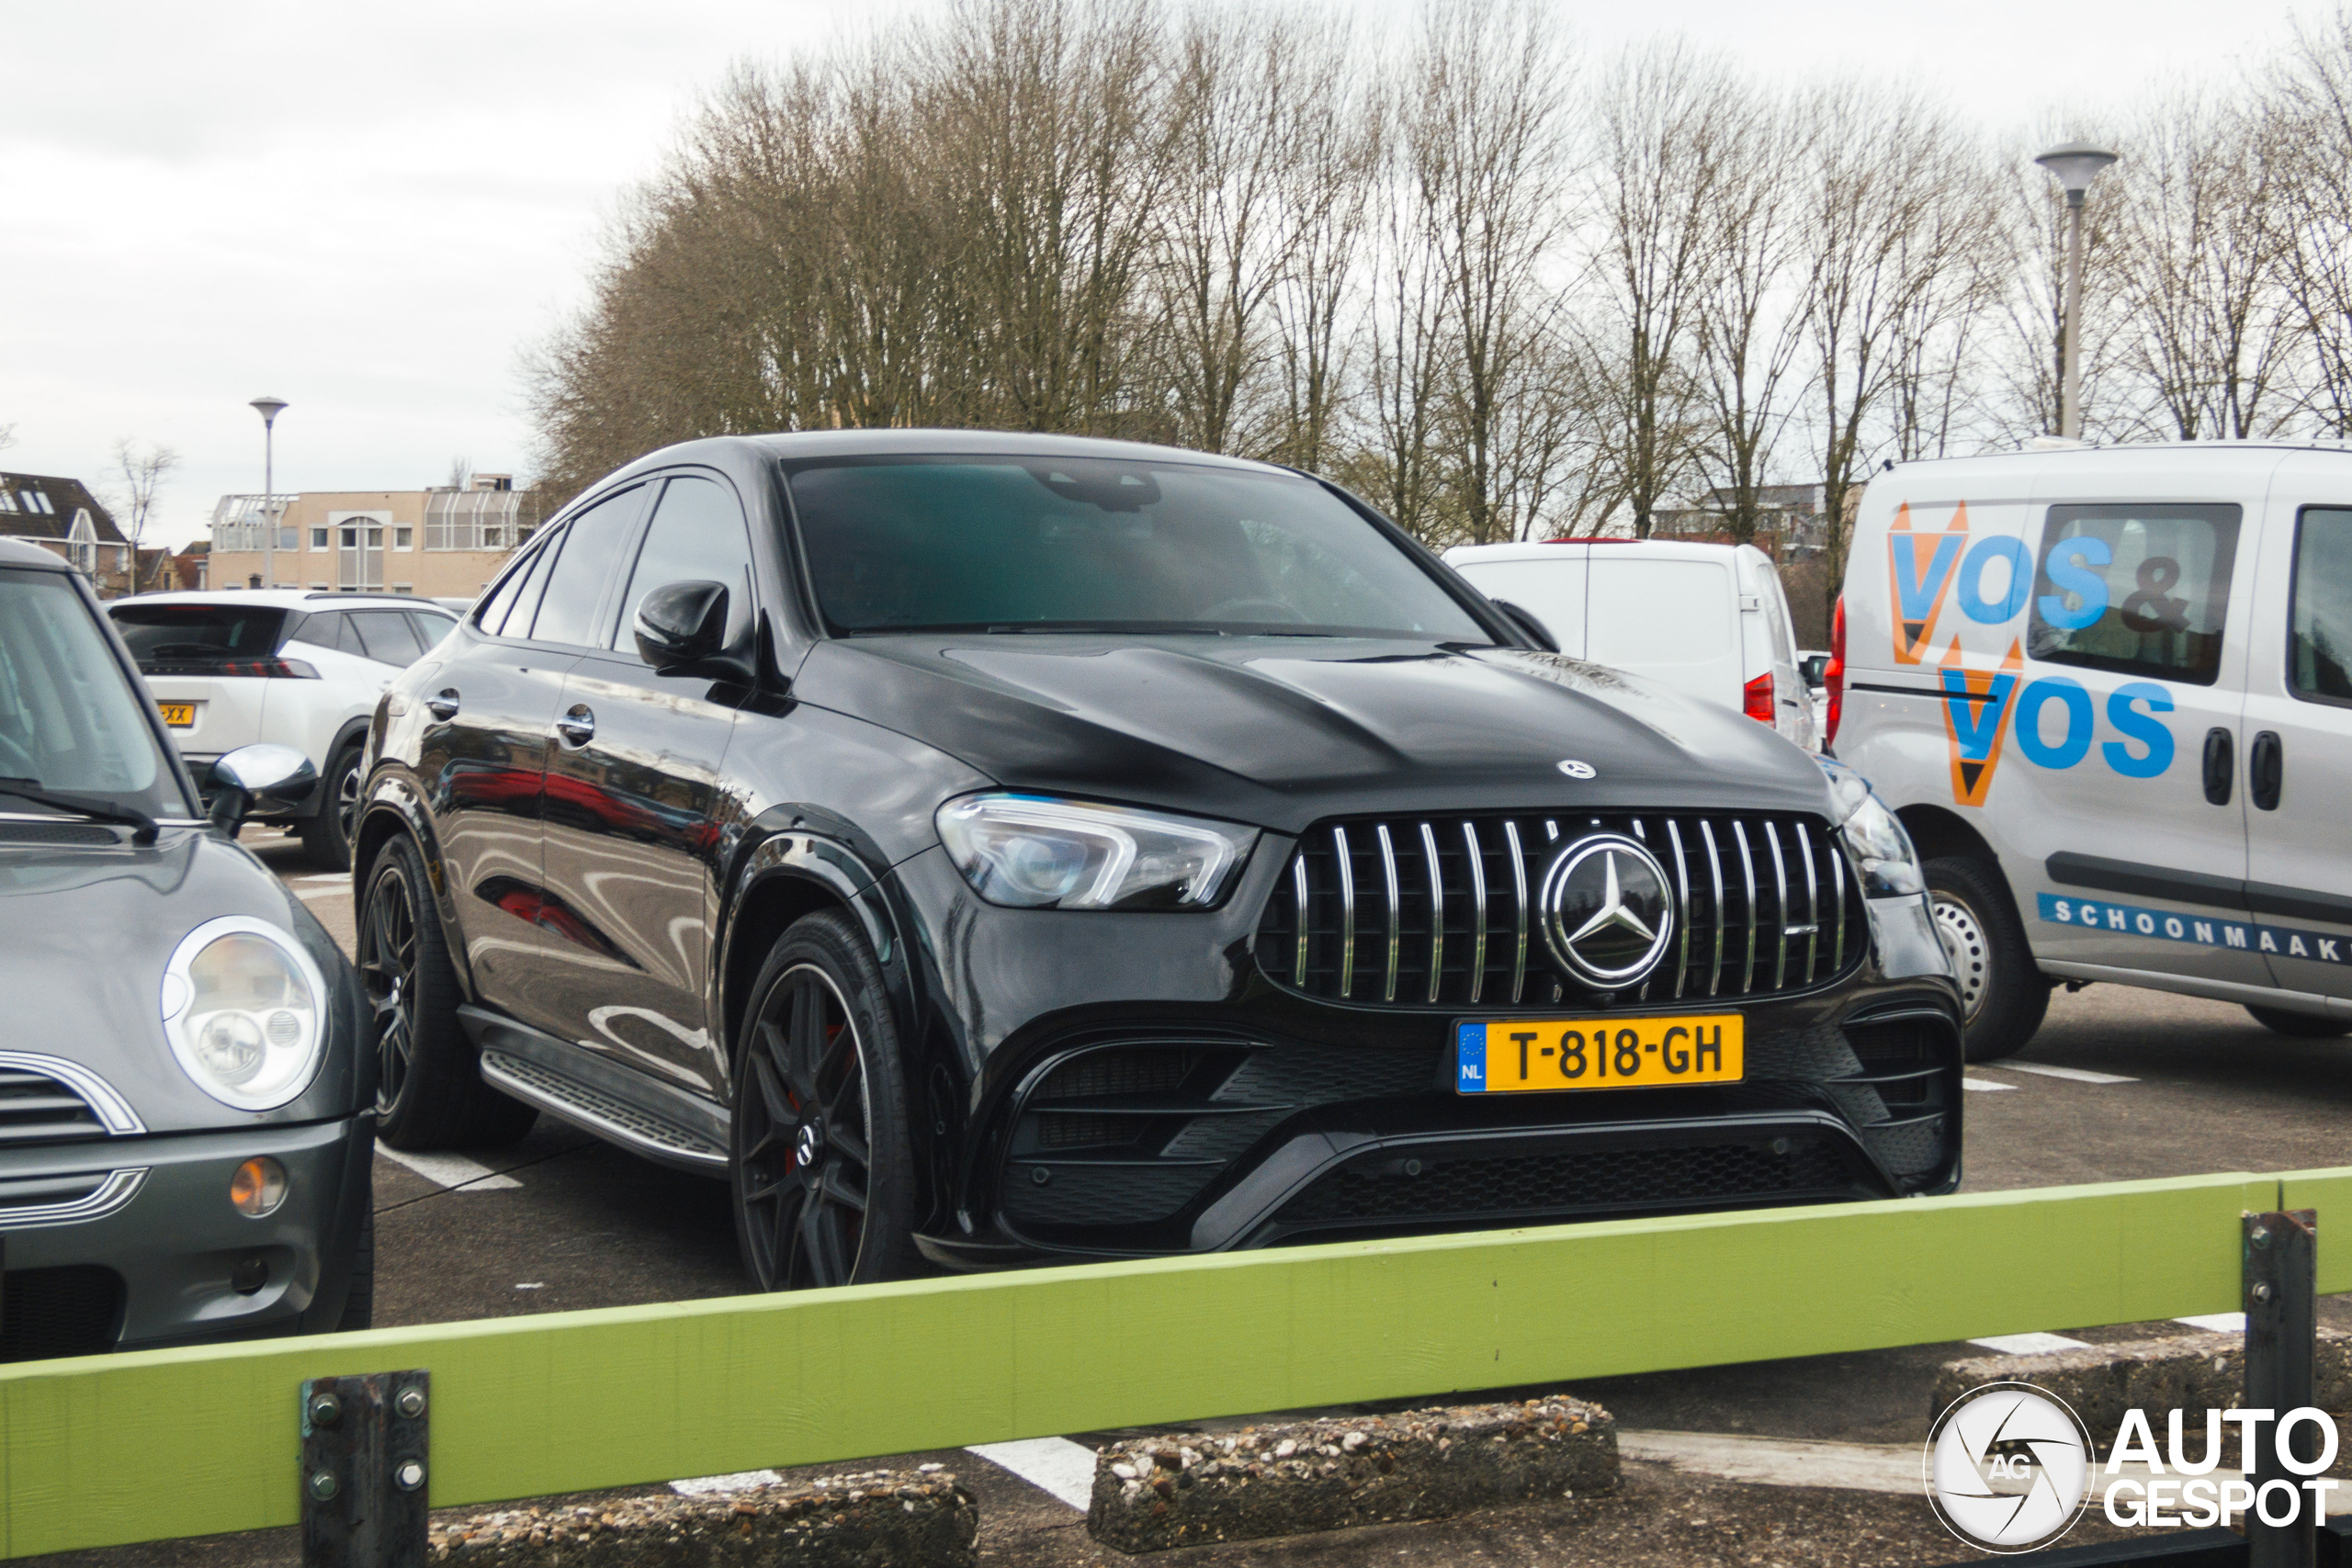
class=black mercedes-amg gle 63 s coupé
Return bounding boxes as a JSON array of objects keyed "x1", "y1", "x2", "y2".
[{"x1": 354, "y1": 430, "x2": 1962, "y2": 1291}]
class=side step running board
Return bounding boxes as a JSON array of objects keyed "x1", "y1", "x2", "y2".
[{"x1": 480, "y1": 1050, "x2": 729, "y2": 1173}]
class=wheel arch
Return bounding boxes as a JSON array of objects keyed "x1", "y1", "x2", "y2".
[
  {"x1": 1897, "y1": 804, "x2": 1999, "y2": 869},
  {"x1": 353, "y1": 772, "x2": 475, "y2": 999}
]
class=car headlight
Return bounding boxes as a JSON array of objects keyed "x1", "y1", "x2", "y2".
[
  {"x1": 159, "y1": 917, "x2": 330, "y2": 1111},
  {"x1": 1817, "y1": 758, "x2": 1925, "y2": 898},
  {"x1": 935, "y1": 794, "x2": 1260, "y2": 910}
]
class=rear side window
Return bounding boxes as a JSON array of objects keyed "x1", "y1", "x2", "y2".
[
  {"x1": 2291, "y1": 508, "x2": 2352, "y2": 706},
  {"x1": 108, "y1": 603, "x2": 291, "y2": 670},
  {"x1": 612, "y1": 475, "x2": 754, "y2": 651},
  {"x1": 348, "y1": 610, "x2": 428, "y2": 666},
  {"x1": 410, "y1": 611, "x2": 458, "y2": 653},
  {"x1": 530, "y1": 488, "x2": 643, "y2": 647},
  {"x1": 2028, "y1": 504, "x2": 2241, "y2": 686}
]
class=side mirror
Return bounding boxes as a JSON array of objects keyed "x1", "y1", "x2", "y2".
[
  {"x1": 633, "y1": 581, "x2": 734, "y2": 675},
  {"x1": 209, "y1": 744, "x2": 318, "y2": 833},
  {"x1": 1489, "y1": 598, "x2": 1559, "y2": 654}
]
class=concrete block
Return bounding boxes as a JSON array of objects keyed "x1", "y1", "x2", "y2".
[
  {"x1": 1932, "y1": 1328, "x2": 2352, "y2": 1439},
  {"x1": 425, "y1": 1468, "x2": 977, "y2": 1568},
  {"x1": 1086, "y1": 1397, "x2": 1616, "y2": 1554}
]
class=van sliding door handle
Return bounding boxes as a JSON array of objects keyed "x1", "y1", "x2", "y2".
[
  {"x1": 2201, "y1": 728, "x2": 2233, "y2": 806},
  {"x1": 2250, "y1": 730, "x2": 2284, "y2": 812}
]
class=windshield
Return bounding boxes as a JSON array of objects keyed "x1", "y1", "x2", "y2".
[
  {"x1": 109, "y1": 602, "x2": 291, "y2": 671},
  {"x1": 0, "y1": 570, "x2": 188, "y2": 818},
  {"x1": 786, "y1": 457, "x2": 1492, "y2": 640}
]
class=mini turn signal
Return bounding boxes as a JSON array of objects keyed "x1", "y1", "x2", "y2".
[{"x1": 231, "y1": 1156, "x2": 288, "y2": 1217}]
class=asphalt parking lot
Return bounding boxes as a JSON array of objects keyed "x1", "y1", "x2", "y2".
[{"x1": 126, "y1": 828, "x2": 2347, "y2": 1568}]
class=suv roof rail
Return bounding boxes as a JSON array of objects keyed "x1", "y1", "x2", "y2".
[{"x1": 301, "y1": 591, "x2": 413, "y2": 602}]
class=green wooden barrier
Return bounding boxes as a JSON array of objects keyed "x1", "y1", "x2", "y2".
[{"x1": 0, "y1": 1168, "x2": 2298, "y2": 1559}]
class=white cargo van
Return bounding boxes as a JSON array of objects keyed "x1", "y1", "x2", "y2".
[
  {"x1": 1830, "y1": 443, "x2": 2352, "y2": 1059},
  {"x1": 1443, "y1": 540, "x2": 1818, "y2": 750}
]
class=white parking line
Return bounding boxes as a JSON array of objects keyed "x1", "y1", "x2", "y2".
[
  {"x1": 1961, "y1": 1077, "x2": 2014, "y2": 1092},
  {"x1": 296, "y1": 874, "x2": 348, "y2": 884},
  {"x1": 2004, "y1": 1062, "x2": 2139, "y2": 1085},
  {"x1": 374, "y1": 1142, "x2": 522, "y2": 1190},
  {"x1": 2175, "y1": 1312, "x2": 2247, "y2": 1332},
  {"x1": 294, "y1": 885, "x2": 351, "y2": 900},
  {"x1": 964, "y1": 1437, "x2": 1098, "y2": 1510},
  {"x1": 1967, "y1": 1331, "x2": 2092, "y2": 1355}
]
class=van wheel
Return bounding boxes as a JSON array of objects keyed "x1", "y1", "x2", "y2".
[
  {"x1": 1926, "y1": 855, "x2": 2049, "y2": 1063},
  {"x1": 358, "y1": 834, "x2": 537, "y2": 1149},
  {"x1": 730, "y1": 911, "x2": 921, "y2": 1292},
  {"x1": 2245, "y1": 1005, "x2": 2352, "y2": 1039},
  {"x1": 300, "y1": 742, "x2": 364, "y2": 872}
]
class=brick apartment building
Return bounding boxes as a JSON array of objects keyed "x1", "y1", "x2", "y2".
[{"x1": 207, "y1": 474, "x2": 548, "y2": 601}]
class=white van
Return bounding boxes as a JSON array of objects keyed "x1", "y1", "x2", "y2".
[
  {"x1": 1443, "y1": 540, "x2": 1818, "y2": 750},
  {"x1": 1830, "y1": 443, "x2": 2352, "y2": 1059}
]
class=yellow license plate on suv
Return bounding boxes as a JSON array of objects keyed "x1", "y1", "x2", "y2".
[
  {"x1": 1454, "y1": 1015, "x2": 1744, "y2": 1093},
  {"x1": 156, "y1": 702, "x2": 196, "y2": 728}
]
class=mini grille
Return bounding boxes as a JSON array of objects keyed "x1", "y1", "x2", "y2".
[
  {"x1": 0, "y1": 1266, "x2": 124, "y2": 1362},
  {"x1": 1256, "y1": 811, "x2": 1864, "y2": 1010},
  {"x1": 0, "y1": 1067, "x2": 109, "y2": 1145}
]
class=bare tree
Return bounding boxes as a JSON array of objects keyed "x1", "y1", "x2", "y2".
[
  {"x1": 1263, "y1": 28, "x2": 1376, "y2": 473},
  {"x1": 1344, "y1": 94, "x2": 1455, "y2": 542},
  {"x1": 1688, "y1": 80, "x2": 1811, "y2": 542},
  {"x1": 1583, "y1": 40, "x2": 1739, "y2": 537},
  {"x1": 1984, "y1": 123, "x2": 2131, "y2": 445},
  {"x1": 110, "y1": 439, "x2": 181, "y2": 592},
  {"x1": 2279, "y1": 7, "x2": 2352, "y2": 436},
  {"x1": 2109, "y1": 89, "x2": 2300, "y2": 440}
]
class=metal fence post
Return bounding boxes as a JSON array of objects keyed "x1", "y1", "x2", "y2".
[
  {"x1": 2246, "y1": 1210, "x2": 2318, "y2": 1568},
  {"x1": 300, "y1": 1371, "x2": 431, "y2": 1568}
]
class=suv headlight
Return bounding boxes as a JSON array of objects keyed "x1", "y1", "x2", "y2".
[
  {"x1": 936, "y1": 794, "x2": 1259, "y2": 910},
  {"x1": 159, "y1": 917, "x2": 330, "y2": 1111},
  {"x1": 1817, "y1": 758, "x2": 1925, "y2": 898}
]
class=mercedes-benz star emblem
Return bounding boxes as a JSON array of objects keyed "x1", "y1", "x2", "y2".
[
  {"x1": 1556, "y1": 759, "x2": 1597, "y2": 779},
  {"x1": 1538, "y1": 833, "x2": 1675, "y2": 988}
]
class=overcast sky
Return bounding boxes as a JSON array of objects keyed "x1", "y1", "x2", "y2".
[{"x1": 0, "y1": 0, "x2": 2306, "y2": 550}]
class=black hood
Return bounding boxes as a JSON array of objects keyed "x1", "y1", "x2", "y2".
[
  {"x1": 793, "y1": 635, "x2": 1835, "y2": 832},
  {"x1": 0, "y1": 827, "x2": 365, "y2": 1131}
]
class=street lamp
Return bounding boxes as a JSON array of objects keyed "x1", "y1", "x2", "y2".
[
  {"x1": 249, "y1": 396, "x2": 288, "y2": 588},
  {"x1": 2033, "y1": 141, "x2": 2120, "y2": 441}
]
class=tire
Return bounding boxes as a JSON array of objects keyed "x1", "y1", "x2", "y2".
[
  {"x1": 2246, "y1": 1004, "x2": 2352, "y2": 1039},
  {"x1": 337, "y1": 1207, "x2": 375, "y2": 1332},
  {"x1": 730, "y1": 910, "x2": 921, "y2": 1292},
  {"x1": 299, "y1": 742, "x2": 364, "y2": 872},
  {"x1": 358, "y1": 833, "x2": 537, "y2": 1149},
  {"x1": 1926, "y1": 853, "x2": 2050, "y2": 1063}
]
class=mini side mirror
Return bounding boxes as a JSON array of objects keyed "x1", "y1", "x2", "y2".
[
  {"x1": 633, "y1": 581, "x2": 731, "y2": 674},
  {"x1": 209, "y1": 743, "x2": 318, "y2": 833},
  {"x1": 1488, "y1": 598, "x2": 1558, "y2": 654}
]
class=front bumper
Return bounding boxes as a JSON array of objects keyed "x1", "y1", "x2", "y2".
[
  {"x1": 900, "y1": 839, "x2": 1962, "y2": 1269},
  {"x1": 0, "y1": 1115, "x2": 373, "y2": 1359}
]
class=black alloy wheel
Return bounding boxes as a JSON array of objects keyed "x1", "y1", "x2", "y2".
[
  {"x1": 357, "y1": 834, "x2": 537, "y2": 1149},
  {"x1": 1925, "y1": 853, "x2": 2050, "y2": 1063},
  {"x1": 300, "y1": 743, "x2": 364, "y2": 871},
  {"x1": 732, "y1": 911, "x2": 918, "y2": 1292}
]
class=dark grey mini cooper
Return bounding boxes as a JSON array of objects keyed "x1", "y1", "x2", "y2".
[
  {"x1": 356, "y1": 430, "x2": 1964, "y2": 1295},
  {"x1": 0, "y1": 537, "x2": 373, "y2": 1359}
]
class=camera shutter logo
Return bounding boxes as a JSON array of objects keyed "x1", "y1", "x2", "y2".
[
  {"x1": 1924, "y1": 1382, "x2": 2093, "y2": 1553},
  {"x1": 1538, "y1": 834, "x2": 1675, "y2": 989}
]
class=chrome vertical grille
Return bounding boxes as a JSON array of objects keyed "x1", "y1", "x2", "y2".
[{"x1": 1257, "y1": 811, "x2": 1864, "y2": 1010}]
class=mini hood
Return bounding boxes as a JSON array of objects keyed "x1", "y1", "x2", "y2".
[
  {"x1": 0, "y1": 828, "x2": 362, "y2": 1130},
  {"x1": 794, "y1": 635, "x2": 1833, "y2": 832}
]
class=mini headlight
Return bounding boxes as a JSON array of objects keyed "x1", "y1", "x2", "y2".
[
  {"x1": 936, "y1": 794, "x2": 1260, "y2": 910},
  {"x1": 1817, "y1": 757, "x2": 1926, "y2": 898},
  {"x1": 161, "y1": 917, "x2": 330, "y2": 1111}
]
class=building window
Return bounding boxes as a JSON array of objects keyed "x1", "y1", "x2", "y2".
[
  {"x1": 313, "y1": 581, "x2": 331, "y2": 591},
  {"x1": 341, "y1": 526, "x2": 357, "y2": 548},
  {"x1": 0, "y1": 490, "x2": 16, "y2": 513},
  {"x1": 392, "y1": 583, "x2": 413, "y2": 594},
  {"x1": 394, "y1": 525, "x2": 413, "y2": 549},
  {"x1": 311, "y1": 528, "x2": 329, "y2": 550},
  {"x1": 278, "y1": 525, "x2": 298, "y2": 551}
]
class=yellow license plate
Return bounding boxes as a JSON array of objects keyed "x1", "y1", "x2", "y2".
[
  {"x1": 156, "y1": 702, "x2": 196, "y2": 728},
  {"x1": 1454, "y1": 1015, "x2": 1745, "y2": 1093}
]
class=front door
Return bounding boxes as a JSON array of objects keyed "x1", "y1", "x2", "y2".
[
  {"x1": 537, "y1": 472, "x2": 756, "y2": 1097},
  {"x1": 2242, "y1": 464, "x2": 2352, "y2": 1006}
]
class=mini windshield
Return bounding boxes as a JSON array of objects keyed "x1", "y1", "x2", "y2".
[
  {"x1": 787, "y1": 457, "x2": 1491, "y2": 641},
  {"x1": 0, "y1": 570, "x2": 188, "y2": 819}
]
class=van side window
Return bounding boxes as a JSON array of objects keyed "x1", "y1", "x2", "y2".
[
  {"x1": 2290, "y1": 508, "x2": 2352, "y2": 706},
  {"x1": 2027, "y1": 503, "x2": 2241, "y2": 686}
]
